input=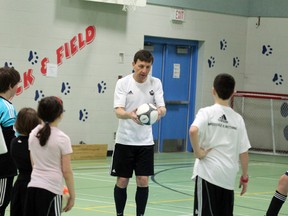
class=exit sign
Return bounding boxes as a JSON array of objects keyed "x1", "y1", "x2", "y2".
[{"x1": 171, "y1": 9, "x2": 185, "y2": 22}]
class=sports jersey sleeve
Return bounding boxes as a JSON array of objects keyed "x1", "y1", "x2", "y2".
[
  {"x1": 192, "y1": 108, "x2": 208, "y2": 131},
  {"x1": 0, "y1": 99, "x2": 17, "y2": 127},
  {"x1": 238, "y1": 117, "x2": 251, "y2": 153},
  {"x1": 153, "y1": 78, "x2": 165, "y2": 107},
  {"x1": 114, "y1": 78, "x2": 126, "y2": 108},
  {"x1": 191, "y1": 108, "x2": 208, "y2": 147},
  {"x1": 0, "y1": 99, "x2": 16, "y2": 151},
  {"x1": 60, "y1": 134, "x2": 73, "y2": 156}
]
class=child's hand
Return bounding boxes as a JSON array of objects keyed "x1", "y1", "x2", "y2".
[
  {"x1": 62, "y1": 196, "x2": 75, "y2": 212},
  {"x1": 239, "y1": 175, "x2": 249, "y2": 196},
  {"x1": 195, "y1": 148, "x2": 212, "y2": 159}
]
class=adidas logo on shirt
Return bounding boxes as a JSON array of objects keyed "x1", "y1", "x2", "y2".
[
  {"x1": 218, "y1": 114, "x2": 228, "y2": 123},
  {"x1": 128, "y1": 90, "x2": 133, "y2": 95}
]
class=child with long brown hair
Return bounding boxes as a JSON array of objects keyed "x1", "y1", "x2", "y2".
[{"x1": 25, "y1": 96, "x2": 75, "y2": 216}]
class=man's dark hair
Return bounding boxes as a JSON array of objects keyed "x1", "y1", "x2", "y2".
[
  {"x1": 213, "y1": 73, "x2": 235, "y2": 100},
  {"x1": 0, "y1": 67, "x2": 20, "y2": 93},
  {"x1": 133, "y1": 50, "x2": 154, "y2": 64}
]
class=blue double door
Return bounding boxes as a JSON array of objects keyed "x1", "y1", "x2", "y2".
[{"x1": 144, "y1": 36, "x2": 198, "y2": 152}]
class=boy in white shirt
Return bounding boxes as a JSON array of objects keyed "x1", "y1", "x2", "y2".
[{"x1": 189, "y1": 73, "x2": 251, "y2": 216}]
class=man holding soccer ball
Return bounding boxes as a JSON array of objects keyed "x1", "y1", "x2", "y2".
[{"x1": 111, "y1": 49, "x2": 166, "y2": 216}]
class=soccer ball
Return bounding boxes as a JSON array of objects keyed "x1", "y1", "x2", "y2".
[{"x1": 136, "y1": 103, "x2": 158, "y2": 125}]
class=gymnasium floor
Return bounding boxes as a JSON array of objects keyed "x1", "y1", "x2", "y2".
[{"x1": 6, "y1": 152, "x2": 288, "y2": 215}]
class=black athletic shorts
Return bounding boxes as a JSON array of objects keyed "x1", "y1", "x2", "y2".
[
  {"x1": 25, "y1": 187, "x2": 62, "y2": 216},
  {"x1": 194, "y1": 176, "x2": 234, "y2": 216},
  {"x1": 110, "y1": 143, "x2": 154, "y2": 178}
]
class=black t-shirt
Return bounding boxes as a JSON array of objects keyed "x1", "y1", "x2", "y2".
[{"x1": 10, "y1": 135, "x2": 32, "y2": 180}]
